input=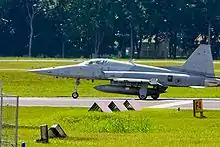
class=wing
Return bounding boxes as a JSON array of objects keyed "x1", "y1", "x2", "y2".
[{"x1": 110, "y1": 77, "x2": 164, "y2": 87}]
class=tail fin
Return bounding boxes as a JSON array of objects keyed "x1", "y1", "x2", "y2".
[{"x1": 182, "y1": 44, "x2": 214, "y2": 77}]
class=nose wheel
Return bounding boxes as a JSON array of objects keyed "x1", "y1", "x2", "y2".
[
  {"x1": 72, "y1": 78, "x2": 80, "y2": 99},
  {"x1": 72, "y1": 91, "x2": 79, "y2": 99}
]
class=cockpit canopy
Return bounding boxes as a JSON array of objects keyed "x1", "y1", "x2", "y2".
[{"x1": 84, "y1": 59, "x2": 109, "y2": 65}]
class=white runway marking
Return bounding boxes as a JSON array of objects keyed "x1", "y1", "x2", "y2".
[{"x1": 148, "y1": 100, "x2": 192, "y2": 108}]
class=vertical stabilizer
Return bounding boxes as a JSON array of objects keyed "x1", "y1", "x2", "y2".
[{"x1": 182, "y1": 44, "x2": 214, "y2": 77}]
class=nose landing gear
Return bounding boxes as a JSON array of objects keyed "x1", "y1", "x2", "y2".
[
  {"x1": 72, "y1": 91, "x2": 79, "y2": 99},
  {"x1": 72, "y1": 78, "x2": 80, "y2": 99}
]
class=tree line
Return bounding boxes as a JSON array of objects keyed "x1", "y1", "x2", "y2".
[{"x1": 0, "y1": 0, "x2": 220, "y2": 59}]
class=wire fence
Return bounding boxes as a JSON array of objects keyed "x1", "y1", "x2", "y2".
[{"x1": 0, "y1": 81, "x2": 19, "y2": 147}]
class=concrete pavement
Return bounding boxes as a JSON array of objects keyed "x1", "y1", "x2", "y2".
[{"x1": 3, "y1": 97, "x2": 219, "y2": 110}]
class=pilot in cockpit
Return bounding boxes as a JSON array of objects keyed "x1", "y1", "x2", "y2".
[{"x1": 86, "y1": 59, "x2": 108, "y2": 65}]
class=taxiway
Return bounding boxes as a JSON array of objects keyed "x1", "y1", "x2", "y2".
[{"x1": 10, "y1": 97, "x2": 220, "y2": 110}]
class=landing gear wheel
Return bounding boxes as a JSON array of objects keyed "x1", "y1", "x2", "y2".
[
  {"x1": 138, "y1": 94, "x2": 147, "y2": 100},
  {"x1": 72, "y1": 92, "x2": 79, "y2": 99},
  {"x1": 72, "y1": 78, "x2": 80, "y2": 99},
  {"x1": 138, "y1": 86, "x2": 148, "y2": 100},
  {"x1": 151, "y1": 94, "x2": 159, "y2": 100}
]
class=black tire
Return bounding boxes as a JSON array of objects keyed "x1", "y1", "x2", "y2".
[
  {"x1": 72, "y1": 92, "x2": 79, "y2": 99},
  {"x1": 151, "y1": 94, "x2": 159, "y2": 100},
  {"x1": 138, "y1": 94, "x2": 147, "y2": 100}
]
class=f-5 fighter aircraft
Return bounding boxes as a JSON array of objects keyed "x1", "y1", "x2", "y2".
[{"x1": 28, "y1": 44, "x2": 220, "y2": 100}]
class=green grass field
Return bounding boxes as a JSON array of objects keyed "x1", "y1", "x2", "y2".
[
  {"x1": 0, "y1": 61, "x2": 220, "y2": 97},
  {"x1": 0, "y1": 61, "x2": 73, "y2": 69},
  {"x1": 15, "y1": 107, "x2": 220, "y2": 147},
  {"x1": 1, "y1": 60, "x2": 219, "y2": 147},
  {"x1": 0, "y1": 57, "x2": 85, "y2": 60}
]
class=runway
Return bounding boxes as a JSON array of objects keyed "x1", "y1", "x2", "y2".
[{"x1": 4, "y1": 97, "x2": 220, "y2": 110}]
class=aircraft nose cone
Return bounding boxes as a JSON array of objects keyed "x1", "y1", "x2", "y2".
[
  {"x1": 27, "y1": 69, "x2": 41, "y2": 73},
  {"x1": 27, "y1": 68, "x2": 53, "y2": 74}
]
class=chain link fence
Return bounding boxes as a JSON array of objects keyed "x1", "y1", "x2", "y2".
[{"x1": 0, "y1": 81, "x2": 19, "y2": 147}]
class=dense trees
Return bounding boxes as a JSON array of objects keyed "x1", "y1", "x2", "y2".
[{"x1": 0, "y1": 0, "x2": 220, "y2": 59}]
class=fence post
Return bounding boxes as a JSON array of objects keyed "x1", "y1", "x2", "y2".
[
  {"x1": 0, "y1": 81, "x2": 2, "y2": 147},
  {"x1": 21, "y1": 142, "x2": 25, "y2": 147}
]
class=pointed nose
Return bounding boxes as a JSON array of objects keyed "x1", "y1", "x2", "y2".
[{"x1": 27, "y1": 68, "x2": 53, "y2": 75}]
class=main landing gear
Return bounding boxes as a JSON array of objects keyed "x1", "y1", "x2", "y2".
[
  {"x1": 151, "y1": 93, "x2": 160, "y2": 100},
  {"x1": 150, "y1": 86, "x2": 160, "y2": 100},
  {"x1": 138, "y1": 92, "x2": 160, "y2": 100},
  {"x1": 72, "y1": 78, "x2": 80, "y2": 99},
  {"x1": 138, "y1": 86, "x2": 160, "y2": 100}
]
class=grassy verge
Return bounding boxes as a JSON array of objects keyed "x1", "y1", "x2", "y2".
[
  {"x1": 0, "y1": 57, "x2": 85, "y2": 60},
  {"x1": 0, "y1": 62, "x2": 73, "y2": 69},
  {"x1": 0, "y1": 61, "x2": 220, "y2": 97},
  {"x1": 15, "y1": 107, "x2": 220, "y2": 147}
]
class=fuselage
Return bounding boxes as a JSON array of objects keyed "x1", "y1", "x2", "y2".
[{"x1": 28, "y1": 59, "x2": 220, "y2": 87}]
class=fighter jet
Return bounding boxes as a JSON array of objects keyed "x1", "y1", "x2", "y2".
[{"x1": 28, "y1": 44, "x2": 220, "y2": 100}]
